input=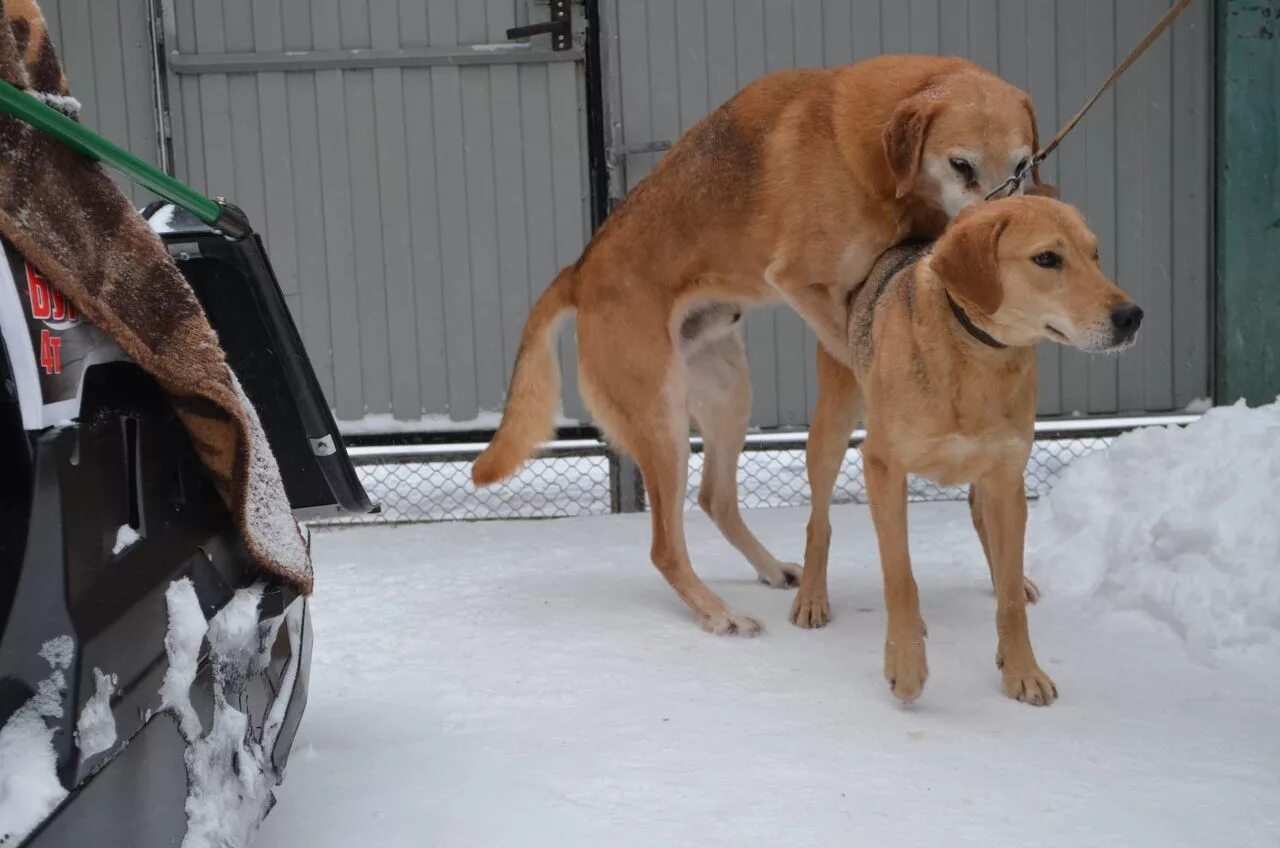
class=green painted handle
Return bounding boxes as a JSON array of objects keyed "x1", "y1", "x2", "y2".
[{"x1": 0, "y1": 79, "x2": 247, "y2": 236}]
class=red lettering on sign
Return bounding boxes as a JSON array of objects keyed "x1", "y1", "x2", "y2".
[
  {"x1": 39, "y1": 330, "x2": 63, "y2": 375},
  {"x1": 26, "y1": 264, "x2": 52, "y2": 320},
  {"x1": 24, "y1": 263, "x2": 79, "y2": 326},
  {"x1": 50, "y1": 290, "x2": 67, "y2": 321}
]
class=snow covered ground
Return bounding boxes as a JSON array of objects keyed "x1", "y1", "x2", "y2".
[{"x1": 259, "y1": 495, "x2": 1280, "y2": 846}]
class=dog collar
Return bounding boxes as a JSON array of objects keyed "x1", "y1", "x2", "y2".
[{"x1": 945, "y1": 292, "x2": 1007, "y2": 349}]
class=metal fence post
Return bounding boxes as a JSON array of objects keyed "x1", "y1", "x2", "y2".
[{"x1": 609, "y1": 451, "x2": 645, "y2": 513}]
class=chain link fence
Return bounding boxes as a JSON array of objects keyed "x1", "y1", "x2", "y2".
[{"x1": 308, "y1": 422, "x2": 1175, "y2": 525}]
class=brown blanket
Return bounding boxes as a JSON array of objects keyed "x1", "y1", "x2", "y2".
[{"x1": 0, "y1": 0, "x2": 312, "y2": 592}]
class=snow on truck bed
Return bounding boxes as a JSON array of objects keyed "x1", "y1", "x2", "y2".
[{"x1": 260, "y1": 404, "x2": 1280, "y2": 848}]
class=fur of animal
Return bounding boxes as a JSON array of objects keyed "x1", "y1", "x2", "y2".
[
  {"x1": 791, "y1": 195, "x2": 1142, "y2": 705},
  {"x1": 474, "y1": 56, "x2": 1045, "y2": 635}
]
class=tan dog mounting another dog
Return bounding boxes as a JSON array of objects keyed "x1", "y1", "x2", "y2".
[
  {"x1": 474, "y1": 55, "x2": 1046, "y2": 636},
  {"x1": 794, "y1": 195, "x2": 1142, "y2": 705}
]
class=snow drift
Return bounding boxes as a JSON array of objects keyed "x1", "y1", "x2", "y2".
[
  {"x1": 1030, "y1": 400, "x2": 1280, "y2": 657},
  {"x1": 0, "y1": 637, "x2": 74, "y2": 847}
]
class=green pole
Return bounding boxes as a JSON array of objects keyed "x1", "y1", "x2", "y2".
[
  {"x1": 0, "y1": 79, "x2": 247, "y2": 236},
  {"x1": 1215, "y1": 0, "x2": 1280, "y2": 405}
]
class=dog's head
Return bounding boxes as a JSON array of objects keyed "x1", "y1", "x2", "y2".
[
  {"x1": 929, "y1": 196, "x2": 1142, "y2": 353},
  {"x1": 884, "y1": 69, "x2": 1053, "y2": 217}
]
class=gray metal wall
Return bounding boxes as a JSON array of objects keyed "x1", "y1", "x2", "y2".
[
  {"x1": 162, "y1": 0, "x2": 592, "y2": 424},
  {"x1": 41, "y1": 0, "x2": 161, "y2": 207},
  {"x1": 36, "y1": 0, "x2": 1213, "y2": 431},
  {"x1": 601, "y1": 0, "x2": 1213, "y2": 423}
]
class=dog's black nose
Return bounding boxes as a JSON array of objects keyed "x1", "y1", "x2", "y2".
[{"x1": 1111, "y1": 304, "x2": 1144, "y2": 340}]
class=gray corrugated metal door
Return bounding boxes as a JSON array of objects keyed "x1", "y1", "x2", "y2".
[
  {"x1": 600, "y1": 0, "x2": 1212, "y2": 425},
  {"x1": 162, "y1": 0, "x2": 592, "y2": 426}
]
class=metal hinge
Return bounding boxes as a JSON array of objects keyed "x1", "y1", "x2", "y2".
[
  {"x1": 506, "y1": 0, "x2": 572, "y2": 51},
  {"x1": 606, "y1": 140, "x2": 673, "y2": 166}
]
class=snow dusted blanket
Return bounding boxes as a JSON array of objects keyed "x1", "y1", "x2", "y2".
[{"x1": 0, "y1": 0, "x2": 312, "y2": 592}]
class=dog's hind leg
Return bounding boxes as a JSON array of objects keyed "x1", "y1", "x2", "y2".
[
  {"x1": 580, "y1": 319, "x2": 761, "y2": 636},
  {"x1": 688, "y1": 333, "x2": 801, "y2": 590},
  {"x1": 792, "y1": 347, "x2": 863, "y2": 628},
  {"x1": 636, "y1": 408, "x2": 764, "y2": 636},
  {"x1": 968, "y1": 486, "x2": 1040, "y2": 603}
]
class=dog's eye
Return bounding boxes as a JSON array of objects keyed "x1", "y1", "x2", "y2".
[
  {"x1": 949, "y1": 158, "x2": 976, "y2": 184},
  {"x1": 1032, "y1": 251, "x2": 1063, "y2": 269}
]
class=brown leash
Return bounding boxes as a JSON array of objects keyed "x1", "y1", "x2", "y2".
[{"x1": 986, "y1": 0, "x2": 1194, "y2": 201}]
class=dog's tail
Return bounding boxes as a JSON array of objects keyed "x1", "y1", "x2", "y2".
[{"x1": 472, "y1": 266, "x2": 576, "y2": 486}]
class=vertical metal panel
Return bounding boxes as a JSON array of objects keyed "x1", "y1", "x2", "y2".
[
  {"x1": 966, "y1": 1, "x2": 999, "y2": 71},
  {"x1": 1025, "y1": 0, "x2": 1062, "y2": 415},
  {"x1": 1116, "y1": 0, "x2": 1172, "y2": 412},
  {"x1": 310, "y1": 0, "x2": 363, "y2": 419},
  {"x1": 1054, "y1": 0, "x2": 1090, "y2": 415},
  {"x1": 427, "y1": 8, "x2": 480, "y2": 422},
  {"x1": 42, "y1": 0, "x2": 160, "y2": 206},
  {"x1": 173, "y1": 0, "x2": 205, "y2": 190},
  {"x1": 160, "y1": 0, "x2": 591, "y2": 427},
  {"x1": 880, "y1": 0, "x2": 911, "y2": 53},
  {"x1": 602, "y1": 0, "x2": 1212, "y2": 426},
  {"x1": 1135, "y1": 0, "x2": 1174, "y2": 413},
  {"x1": 281, "y1": 0, "x2": 332, "y2": 399},
  {"x1": 400, "y1": 1, "x2": 450, "y2": 420},
  {"x1": 335, "y1": 2, "x2": 390, "y2": 420},
  {"x1": 1084, "y1": 0, "x2": 1119, "y2": 413},
  {"x1": 370, "y1": 0, "x2": 419, "y2": 420},
  {"x1": 908, "y1": 0, "x2": 940, "y2": 55},
  {"x1": 851, "y1": 0, "x2": 881, "y2": 60},
  {"x1": 458, "y1": 4, "x2": 504, "y2": 420},
  {"x1": 251, "y1": 0, "x2": 299, "y2": 304},
  {"x1": 1170, "y1": 0, "x2": 1211, "y2": 409}
]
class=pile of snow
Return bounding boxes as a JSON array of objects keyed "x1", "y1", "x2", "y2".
[
  {"x1": 1030, "y1": 400, "x2": 1280, "y2": 657},
  {"x1": 74, "y1": 669, "x2": 118, "y2": 760},
  {"x1": 112, "y1": 525, "x2": 140, "y2": 555},
  {"x1": 160, "y1": 579, "x2": 207, "y2": 740},
  {"x1": 0, "y1": 636, "x2": 74, "y2": 847},
  {"x1": 160, "y1": 578, "x2": 299, "y2": 848}
]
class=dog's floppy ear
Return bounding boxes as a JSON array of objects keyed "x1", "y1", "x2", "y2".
[
  {"x1": 883, "y1": 94, "x2": 940, "y2": 199},
  {"x1": 1019, "y1": 94, "x2": 1047, "y2": 189},
  {"x1": 931, "y1": 208, "x2": 1009, "y2": 315}
]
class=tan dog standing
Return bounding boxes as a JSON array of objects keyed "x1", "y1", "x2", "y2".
[
  {"x1": 795, "y1": 195, "x2": 1142, "y2": 704},
  {"x1": 475, "y1": 56, "x2": 1045, "y2": 635}
]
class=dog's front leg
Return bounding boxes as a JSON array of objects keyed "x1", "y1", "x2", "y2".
[
  {"x1": 980, "y1": 472, "x2": 1057, "y2": 706},
  {"x1": 792, "y1": 347, "x2": 864, "y2": 629},
  {"x1": 764, "y1": 261, "x2": 858, "y2": 369},
  {"x1": 865, "y1": 451, "x2": 927, "y2": 703}
]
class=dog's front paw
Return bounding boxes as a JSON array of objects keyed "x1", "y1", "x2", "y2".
[
  {"x1": 999, "y1": 661, "x2": 1057, "y2": 706},
  {"x1": 789, "y1": 588, "x2": 830, "y2": 629},
  {"x1": 884, "y1": 624, "x2": 928, "y2": 703},
  {"x1": 758, "y1": 561, "x2": 802, "y2": 589},
  {"x1": 700, "y1": 609, "x2": 764, "y2": 637}
]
